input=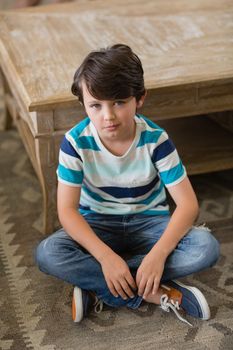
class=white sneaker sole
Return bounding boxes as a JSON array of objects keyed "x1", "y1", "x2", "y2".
[
  {"x1": 173, "y1": 280, "x2": 210, "y2": 320},
  {"x1": 72, "y1": 287, "x2": 83, "y2": 322}
]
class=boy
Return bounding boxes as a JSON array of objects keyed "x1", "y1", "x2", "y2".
[{"x1": 36, "y1": 44, "x2": 219, "y2": 326}]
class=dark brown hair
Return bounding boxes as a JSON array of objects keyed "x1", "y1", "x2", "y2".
[{"x1": 71, "y1": 44, "x2": 145, "y2": 103}]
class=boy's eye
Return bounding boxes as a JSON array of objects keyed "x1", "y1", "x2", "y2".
[
  {"x1": 90, "y1": 103, "x2": 101, "y2": 109},
  {"x1": 114, "y1": 100, "x2": 125, "y2": 106}
]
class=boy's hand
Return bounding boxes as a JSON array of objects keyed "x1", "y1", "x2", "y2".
[
  {"x1": 100, "y1": 252, "x2": 137, "y2": 300},
  {"x1": 136, "y1": 250, "x2": 166, "y2": 299}
]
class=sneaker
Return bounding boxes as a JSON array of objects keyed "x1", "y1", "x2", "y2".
[
  {"x1": 160, "y1": 280, "x2": 210, "y2": 326},
  {"x1": 72, "y1": 286, "x2": 103, "y2": 322}
]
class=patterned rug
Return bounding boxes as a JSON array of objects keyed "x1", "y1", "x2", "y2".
[{"x1": 0, "y1": 128, "x2": 233, "y2": 350}]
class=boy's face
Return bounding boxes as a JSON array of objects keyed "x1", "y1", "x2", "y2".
[{"x1": 81, "y1": 82, "x2": 145, "y2": 144}]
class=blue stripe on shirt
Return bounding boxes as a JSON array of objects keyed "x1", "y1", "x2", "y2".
[
  {"x1": 82, "y1": 186, "x2": 116, "y2": 203},
  {"x1": 60, "y1": 137, "x2": 82, "y2": 161},
  {"x1": 57, "y1": 164, "x2": 83, "y2": 184},
  {"x1": 98, "y1": 175, "x2": 159, "y2": 198},
  {"x1": 131, "y1": 182, "x2": 165, "y2": 205},
  {"x1": 151, "y1": 138, "x2": 175, "y2": 163},
  {"x1": 142, "y1": 209, "x2": 170, "y2": 215},
  {"x1": 159, "y1": 161, "x2": 185, "y2": 185},
  {"x1": 69, "y1": 118, "x2": 90, "y2": 139},
  {"x1": 77, "y1": 136, "x2": 101, "y2": 150},
  {"x1": 79, "y1": 204, "x2": 91, "y2": 211},
  {"x1": 136, "y1": 130, "x2": 163, "y2": 147}
]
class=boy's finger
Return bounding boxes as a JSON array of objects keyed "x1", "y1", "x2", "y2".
[
  {"x1": 126, "y1": 273, "x2": 137, "y2": 290},
  {"x1": 137, "y1": 277, "x2": 146, "y2": 296},
  {"x1": 135, "y1": 270, "x2": 142, "y2": 288},
  {"x1": 120, "y1": 278, "x2": 135, "y2": 298},
  {"x1": 114, "y1": 282, "x2": 128, "y2": 300},
  {"x1": 142, "y1": 279, "x2": 153, "y2": 299},
  {"x1": 108, "y1": 281, "x2": 119, "y2": 298},
  {"x1": 152, "y1": 279, "x2": 160, "y2": 295}
]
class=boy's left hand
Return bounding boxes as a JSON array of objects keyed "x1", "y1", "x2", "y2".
[{"x1": 136, "y1": 251, "x2": 166, "y2": 299}]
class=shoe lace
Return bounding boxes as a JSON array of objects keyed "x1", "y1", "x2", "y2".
[
  {"x1": 160, "y1": 294, "x2": 193, "y2": 327},
  {"x1": 93, "y1": 297, "x2": 103, "y2": 314}
]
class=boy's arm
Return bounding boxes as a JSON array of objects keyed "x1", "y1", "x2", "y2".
[
  {"x1": 57, "y1": 182, "x2": 137, "y2": 299},
  {"x1": 136, "y1": 176, "x2": 199, "y2": 298}
]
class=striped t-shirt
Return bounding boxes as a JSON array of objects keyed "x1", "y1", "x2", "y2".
[{"x1": 57, "y1": 114, "x2": 186, "y2": 216}]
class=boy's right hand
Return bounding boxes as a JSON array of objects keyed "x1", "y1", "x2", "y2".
[{"x1": 100, "y1": 252, "x2": 137, "y2": 300}]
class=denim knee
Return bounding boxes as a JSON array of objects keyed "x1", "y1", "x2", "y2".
[
  {"x1": 191, "y1": 225, "x2": 220, "y2": 267},
  {"x1": 35, "y1": 238, "x2": 52, "y2": 273}
]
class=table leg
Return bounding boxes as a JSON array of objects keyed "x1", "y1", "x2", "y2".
[
  {"x1": 33, "y1": 110, "x2": 63, "y2": 234},
  {"x1": 35, "y1": 135, "x2": 59, "y2": 234},
  {"x1": 13, "y1": 111, "x2": 59, "y2": 233},
  {"x1": 0, "y1": 69, "x2": 12, "y2": 130}
]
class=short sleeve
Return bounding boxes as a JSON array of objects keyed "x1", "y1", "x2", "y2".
[
  {"x1": 152, "y1": 131, "x2": 187, "y2": 187},
  {"x1": 56, "y1": 135, "x2": 84, "y2": 187}
]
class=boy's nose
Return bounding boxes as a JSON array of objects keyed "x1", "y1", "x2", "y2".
[{"x1": 103, "y1": 109, "x2": 115, "y2": 121}]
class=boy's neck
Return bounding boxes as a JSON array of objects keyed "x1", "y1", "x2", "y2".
[
  {"x1": 99, "y1": 122, "x2": 137, "y2": 157},
  {"x1": 101, "y1": 138, "x2": 133, "y2": 157}
]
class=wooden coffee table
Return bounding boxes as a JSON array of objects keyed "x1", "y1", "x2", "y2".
[{"x1": 0, "y1": 0, "x2": 233, "y2": 233}]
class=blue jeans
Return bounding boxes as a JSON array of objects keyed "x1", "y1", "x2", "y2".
[{"x1": 35, "y1": 214, "x2": 220, "y2": 309}]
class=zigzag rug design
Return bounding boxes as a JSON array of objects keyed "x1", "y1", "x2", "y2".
[{"x1": 0, "y1": 129, "x2": 233, "y2": 350}]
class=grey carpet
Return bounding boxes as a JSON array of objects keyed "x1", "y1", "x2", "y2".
[{"x1": 0, "y1": 128, "x2": 233, "y2": 350}]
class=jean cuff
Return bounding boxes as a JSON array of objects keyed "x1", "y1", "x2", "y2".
[{"x1": 126, "y1": 295, "x2": 143, "y2": 309}]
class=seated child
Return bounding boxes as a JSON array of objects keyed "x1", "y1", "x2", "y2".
[{"x1": 36, "y1": 44, "x2": 220, "y2": 326}]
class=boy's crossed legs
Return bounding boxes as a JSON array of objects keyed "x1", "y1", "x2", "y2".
[{"x1": 35, "y1": 214, "x2": 219, "y2": 325}]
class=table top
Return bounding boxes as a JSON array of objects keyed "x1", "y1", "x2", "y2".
[{"x1": 0, "y1": 0, "x2": 233, "y2": 112}]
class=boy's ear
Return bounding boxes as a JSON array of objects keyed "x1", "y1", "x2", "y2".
[{"x1": 136, "y1": 91, "x2": 147, "y2": 108}]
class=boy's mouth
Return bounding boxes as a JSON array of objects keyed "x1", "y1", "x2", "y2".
[{"x1": 104, "y1": 124, "x2": 120, "y2": 130}]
